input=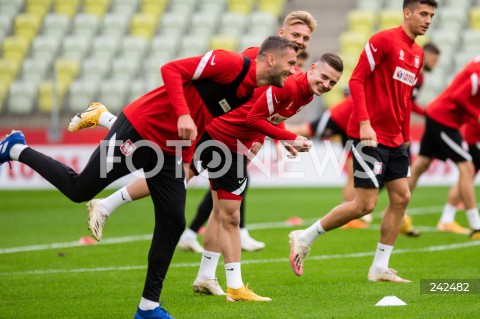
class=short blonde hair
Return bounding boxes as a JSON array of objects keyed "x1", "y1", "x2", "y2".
[{"x1": 283, "y1": 11, "x2": 317, "y2": 32}]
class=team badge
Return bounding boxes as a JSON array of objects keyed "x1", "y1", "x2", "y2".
[
  {"x1": 399, "y1": 50, "x2": 405, "y2": 60},
  {"x1": 373, "y1": 161, "x2": 383, "y2": 175},
  {"x1": 120, "y1": 139, "x2": 136, "y2": 156},
  {"x1": 414, "y1": 55, "x2": 420, "y2": 68}
]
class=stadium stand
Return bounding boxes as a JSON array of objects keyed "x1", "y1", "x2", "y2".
[{"x1": 0, "y1": 0, "x2": 477, "y2": 120}]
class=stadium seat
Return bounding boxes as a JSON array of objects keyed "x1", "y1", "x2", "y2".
[
  {"x1": 356, "y1": 0, "x2": 382, "y2": 12},
  {"x1": 21, "y1": 58, "x2": 50, "y2": 84},
  {"x1": 140, "y1": 0, "x2": 168, "y2": 17},
  {"x1": 111, "y1": 57, "x2": 139, "y2": 82},
  {"x1": 55, "y1": 58, "x2": 80, "y2": 99},
  {"x1": 339, "y1": 31, "x2": 368, "y2": 56},
  {"x1": 470, "y1": 7, "x2": 480, "y2": 29},
  {"x1": 435, "y1": 6, "x2": 466, "y2": 32},
  {"x1": 128, "y1": 79, "x2": 146, "y2": 102},
  {"x1": 0, "y1": 58, "x2": 19, "y2": 88},
  {"x1": 430, "y1": 29, "x2": 460, "y2": 54},
  {"x1": 383, "y1": 0, "x2": 403, "y2": 10},
  {"x1": 119, "y1": 36, "x2": 148, "y2": 62},
  {"x1": 26, "y1": 0, "x2": 51, "y2": 18},
  {"x1": 453, "y1": 52, "x2": 477, "y2": 74},
  {"x1": 112, "y1": 0, "x2": 139, "y2": 15},
  {"x1": 0, "y1": 14, "x2": 14, "y2": 37},
  {"x1": 81, "y1": 58, "x2": 112, "y2": 82},
  {"x1": 99, "y1": 80, "x2": 129, "y2": 112},
  {"x1": 130, "y1": 13, "x2": 158, "y2": 39},
  {"x1": 90, "y1": 35, "x2": 120, "y2": 60},
  {"x1": 61, "y1": 36, "x2": 92, "y2": 60},
  {"x1": 42, "y1": 14, "x2": 71, "y2": 38},
  {"x1": 257, "y1": 0, "x2": 286, "y2": 18},
  {"x1": 7, "y1": 80, "x2": 38, "y2": 114},
  {"x1": 158, "y1": 11, "x2": 190, "y2": 37},
  {"x1": 347, "y1": 10, "x2": 377, "y2": 35},
  {"x1": 190, "y1": 11, "x2": 219, "y2": 37},
  {"x1": 150, "y1": 34, "x2": 180, "y2": 60},
  {"x1": 0, "y1": 0, "x2": 24, "y2": 17},
  {"x1": 72, "y1": 14, "x2": 100, "y2": 38},
  {"x1": 0, "y1": 82, "x2": 8, "y2": 111},
  {"x1": 462, "y1": 29, "x2": 480, "y2": 54},
  {"x1": 2, "y1": 36, "x2": 29, "y2": 64},
  {"x1": 338, "y1": 52, "x2": 360, "y2": 75},
  {"x1": 219, "y1": 12, "x2": 248, "y2": 37},
  {"x1": 54, "y1": 0, "x2": 81, "y2": 17},
  {"x1": 169, "y1": 1, "x2": 195, "y2": 20},
  {"x1": 239, "y1": 33, "x2": 267, "y2": 52},
  {"x1": 249, "y1": 11, "x2": 278, "y2": 36},
  {"x1": 68, "y1": 79, "x2": 100, "y2": 112},
  {"x1": 101, "y1": 13, "x2": 130, "y2": 37},
  {"x1": 14, "y1": 14, "x2": 43, "y2": 43},
  {"x1": 38, "y1": 81, "x2": 56, "y2": 113},
  {"x1": 31, "y1": 36, "x2": 62, "y2": 67},
  {"x1": 210, "y1": 34, "x2": 238, "y2": 51},
  {"x1": 84, "y1": 0, "x2": 111, "y2": 17},
  {"x1": 445, "y1": 0, "x2": 471, "y2": 11},
  {"x1": 198, "y1": 0, "x2": 225, "y2": 15},
  {"x1": 178, "y1": 34, "x2": 210, "y2": 58},
  {"x1": 228, "y1": 0, "x2": 254, "y2": 14},
  {"x1": 378, "y1": 10, "x2": 403, "y2": 30}
]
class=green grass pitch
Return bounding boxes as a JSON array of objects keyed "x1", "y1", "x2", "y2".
[{"x1": 0, "y1": 187, "x2": 479, "y2": 318}]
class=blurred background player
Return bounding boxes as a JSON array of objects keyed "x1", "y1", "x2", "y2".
[
  {"x1": 408, "y1": 55, "x2": 480, "y2": 240},
  {"x1": 288, "y1": 0, "x2": 438, "y2": 282}
]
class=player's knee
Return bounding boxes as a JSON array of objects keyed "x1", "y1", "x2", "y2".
[
  {"x1": 221, "y1": 210, "x2": 241, "y2": 227},
  {"x1": 355, "y1": 198, "x2": 377, "y2": 215},
  {"x1": 391, "y1": 190, "x2": 411, "y2": 209}
]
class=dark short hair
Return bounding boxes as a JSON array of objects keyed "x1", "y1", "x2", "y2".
[
  {"x1": 423, "y1": 42, "x2": 440, "y2": 55},
  {"x1": 403, "y1": 0, "x2": 438, "y2": 9},
  {"x1": 319, "y1": 53, "x2": 343, "y2": 73},
  {"x1": 297, "y1": 51, "x2": 309, "y2": 60},
  {"x1": 258, "y1": 36, "x2": 299, "y2": 57}
]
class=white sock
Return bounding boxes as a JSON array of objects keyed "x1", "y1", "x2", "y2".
[
  {"x1": 197, "y1": 250, "x2": 220, "y2": 280},
  {"x1": 9, "y1": 144, "x2": 28, "y2": 161},
  {"x1": 299, "y1": 219, "x2": 325, "y2": 245},
  {"x1": 225, "y1": 262, "x2": 243, "y2": 289},
  {"x1": 138, "y1": 297, "x2": 158, "y2": 311},
  {"x1": 239, "y1": 228, "x2": 249, "y2": 240},
  {"x1": 440, "y1": 204, "x2": 457, "y2": 224},
  {"x1": 466, "y1": 207, "x2": 480, "y2": 229},
  {"x1": 181, "y1": 228, "x2": 198, "y2": 241},
  {"x1": 371, "y1": 243, "x2": 393, "y2": 270},
  {"x1": 99, "y1": 186, "x2": 131, "y2": 216},
  {"x1": 99, "y1": 112, "x2": 117, "y2": 129}
]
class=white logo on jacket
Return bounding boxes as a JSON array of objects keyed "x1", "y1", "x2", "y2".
[
  {"x1": 393, "y1": 67, "x2": 416, "y2": 86},
  {"x1": 399, "y1": 50, "x2": 405, "y2": 60},
  {"x1": 414, "y1": 55, "x2": 420, "y2": 68}
]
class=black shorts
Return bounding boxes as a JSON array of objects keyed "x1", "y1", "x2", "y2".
[
  {"x1": 468, "y1": 143, "x2": 480, "y2": 171},
  {"x1": 351, "y1": 139, "x2": 410, "y2": 188},
  {"x1": 419, "y1": 116, "x2": 472, "y2": 163},
  {"x1": 192, "y1": 132, "x2": 248, "y2": 198},
  {"x1": 310, "y1": 110, "x2": 348, "y2": 146}
]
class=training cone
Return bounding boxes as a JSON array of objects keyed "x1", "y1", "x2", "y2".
[
  {"x1": 286, "y1": 216, "x2": 304, "y2": 226},
  {"x1": 78, "y1": 236, "x2": 96, "y2": 245},
  {"x1": 375, "y1": 296, "x2": 407, "y2": 306}
]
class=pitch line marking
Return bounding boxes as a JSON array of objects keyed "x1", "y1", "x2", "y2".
[{"x1": 0, "y1": 241, "x2": 478, "y2": 276}]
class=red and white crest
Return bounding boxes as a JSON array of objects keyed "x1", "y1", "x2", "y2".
[{"x1": 120, "y1": 139, "x2": 136, "y2": 156}]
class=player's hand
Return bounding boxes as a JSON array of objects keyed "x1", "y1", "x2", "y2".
[
  {"x1": 177, "y1": 114, "x2": 197, "y2": 141},
  {"x1": 283, "y1": 142, "x2": 298, "y2": 158},
  {"x1": 404, "y1": 141, "x2": 410, "y2": 148},
  {"x1": 359, "y1": 120, "x2": 377, "y2": 147},
  {"x1": 293, "y1": 136, "x2": 312, "y2": 152}
]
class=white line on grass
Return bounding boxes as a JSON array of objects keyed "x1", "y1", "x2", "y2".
[
  {"x1": 0, "y1": 204, "x2": 469, "y2": 255},
  {"x1": 1, "y1": 241, "x2": 478, "y2": 276}
]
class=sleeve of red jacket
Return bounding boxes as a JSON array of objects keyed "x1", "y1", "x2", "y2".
[
  {"x1": 161, "y1": 50, "x2": 243, "y2": 118},
  {"x1": 349, "y1": 33, "x2": 387, "y2": 124},
  {"x1": 245, "y1": 86, "x2": 298, "y2": 141},
  {"x1": 452, "y1": 72, "x2": 480, "y2": 121},
  {"x1": 411, "y1": 101, "x2": 425, "y2": 116}
]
